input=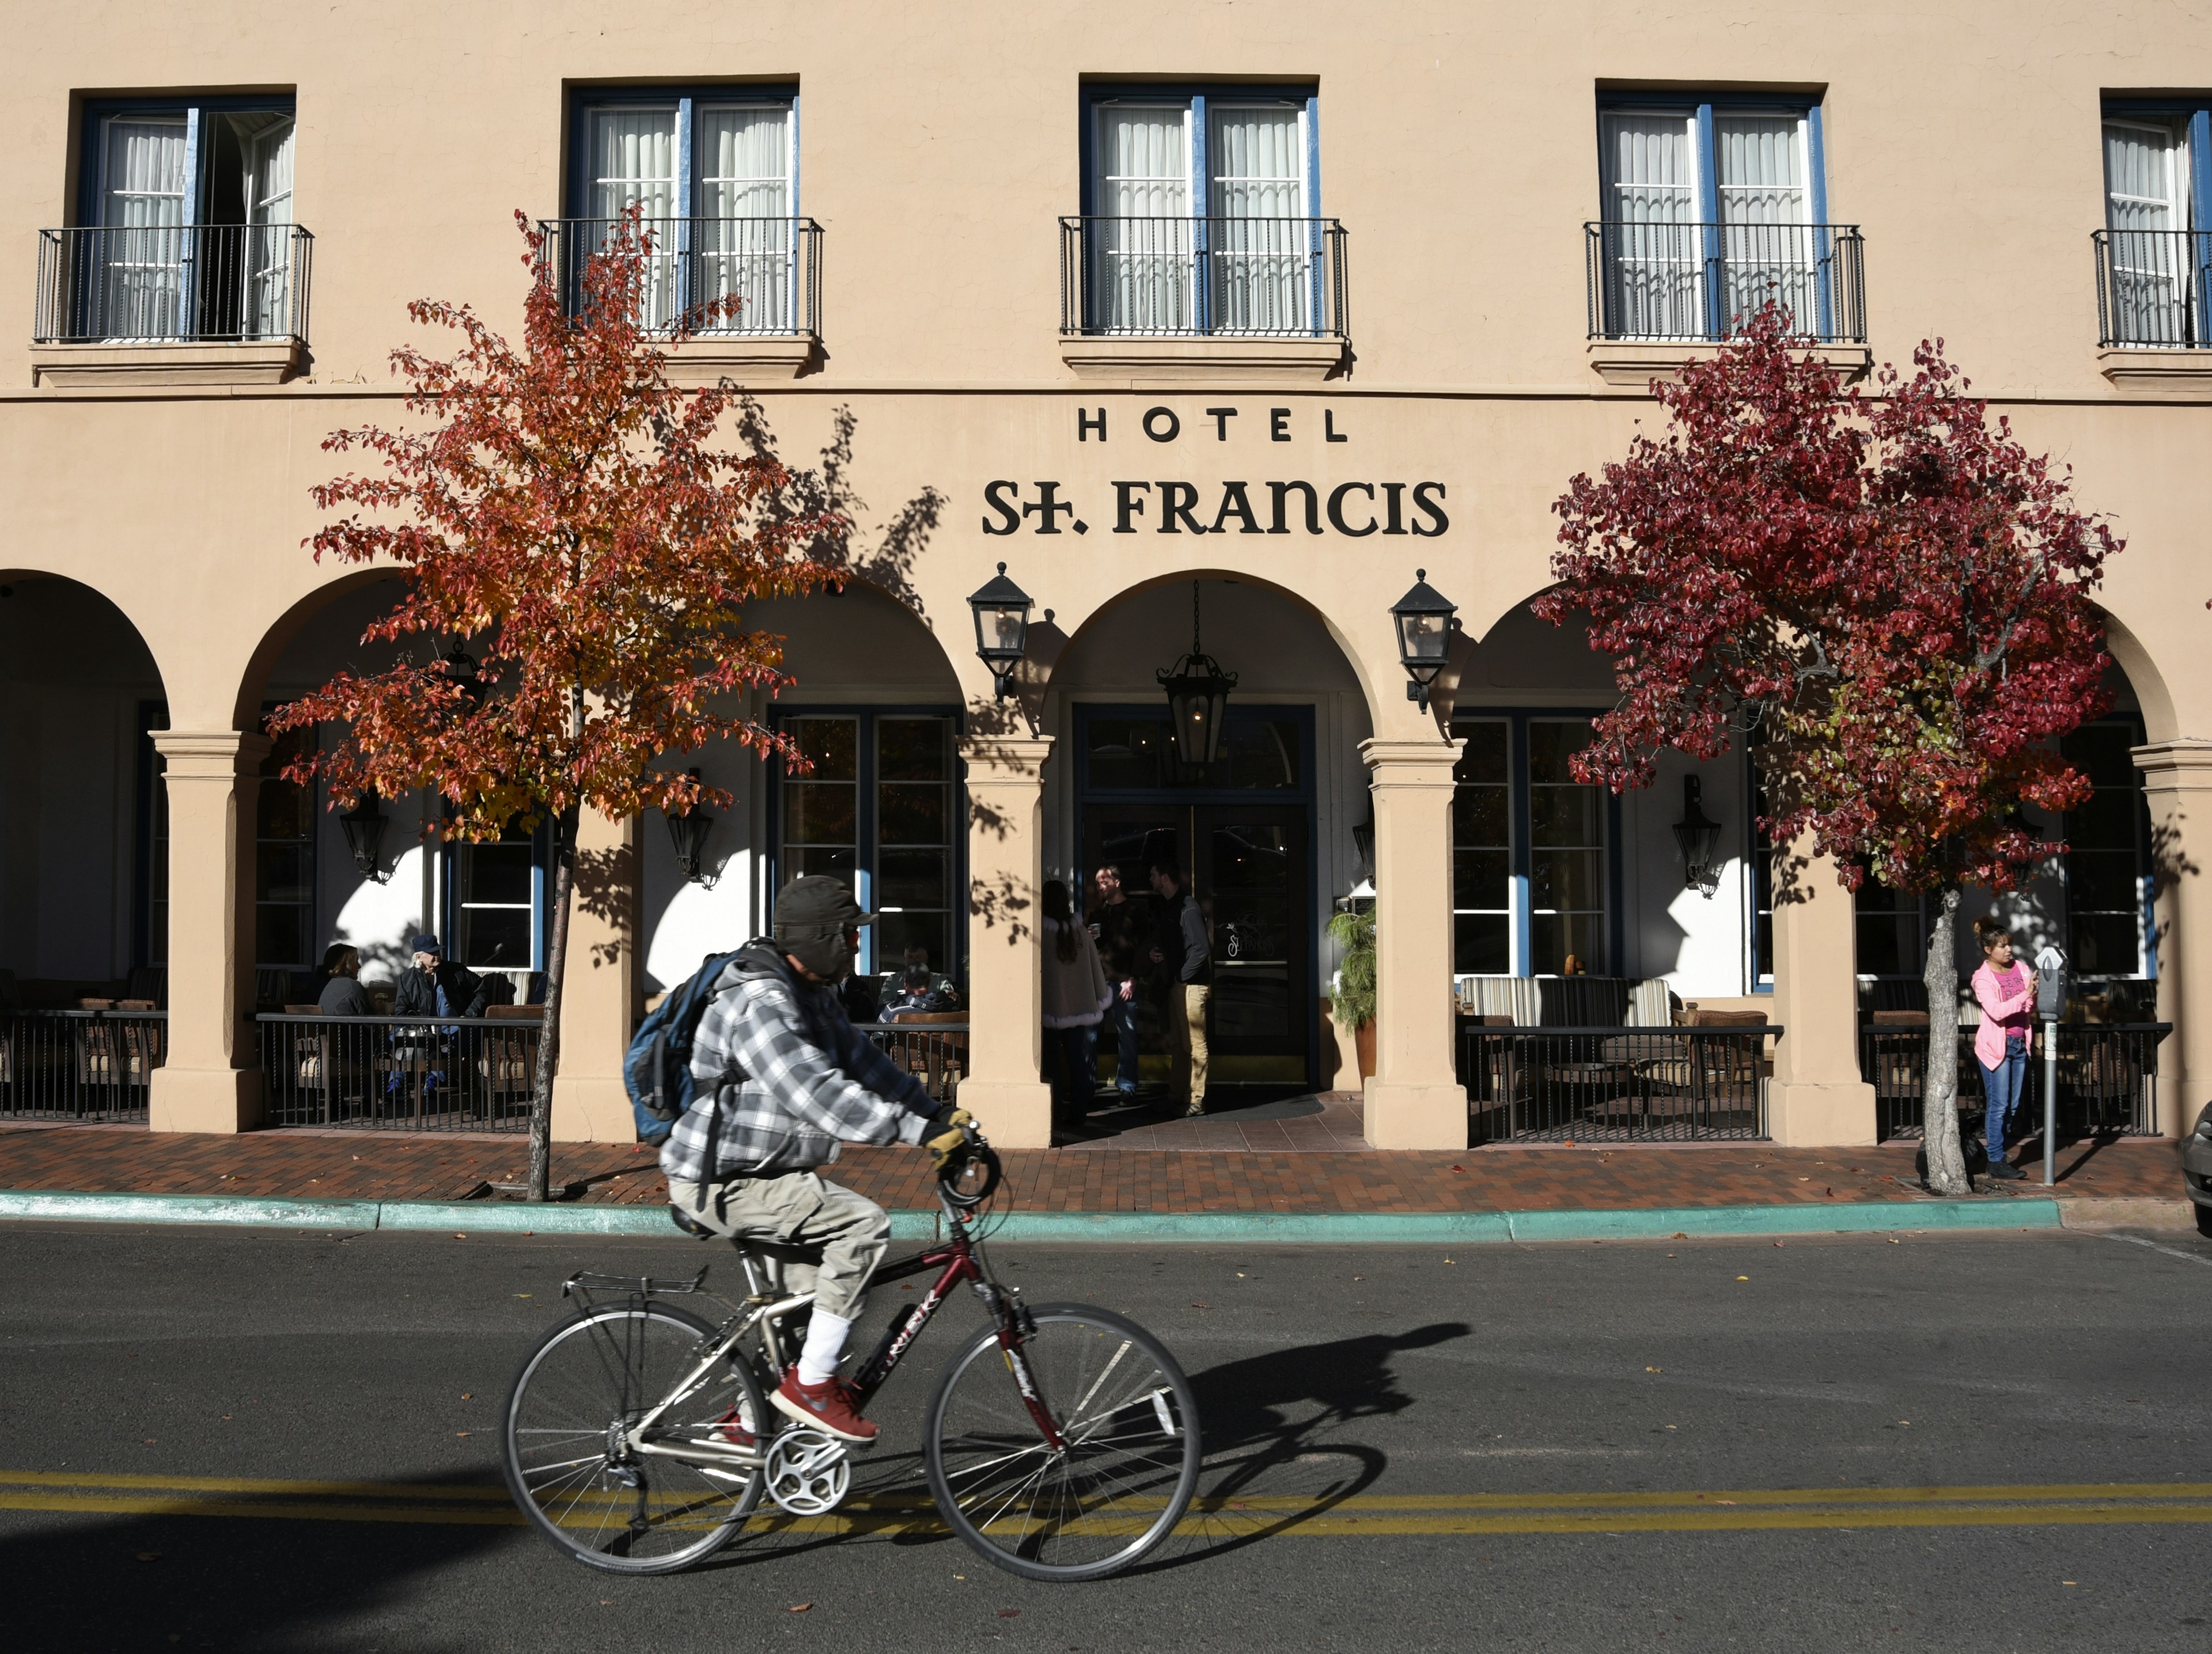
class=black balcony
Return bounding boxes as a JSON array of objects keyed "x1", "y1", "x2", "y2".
[
  {"x1": 35, "y1": 223, "x2": 313, "y2": 346},
  {"x1": 1585, "y1": 220, "x2": 1865, "y2": 344},
  {"x1": 1059, "y1": 215, "x2": 1348, "y2": 339},
  {"x1": 2094, "y1": 229, "x2": 2212, "y2": 348},
  {"x1": 538, "y1": 217, "x2": 822, "y2": 337}
]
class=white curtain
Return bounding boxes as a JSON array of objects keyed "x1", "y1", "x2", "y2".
[
  {"x1": 1600, "y1": 112, "x2": 1699, "y2": 339},
  {"x1": 101, "y1": 116, "x2": 188, "y2": 339},
  {"x1": 243, "y1": 116, "x2": 296, "y2": 339},
  {"x1": 1208, "y1": 104, "x2": 1307, "y2": 332},
  {"x1": 1095, "y1": 105, "x2": 1191, "y2": 332},
  {"x1": 1715, "y1": 115, "x2": 1814, "y2": 333},
  {"x1": 698, "y1": 105, "x2": 792, "y2": 332},
  {"x1": 2104, "y1": 119, "x2": 2194, "y2": 344},
  {"x1": 590, "y1": 109, "x2": 679, "y2": 324}
]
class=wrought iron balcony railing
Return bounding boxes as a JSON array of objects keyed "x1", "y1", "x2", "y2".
[
  {"x1": 538, "y1": 217, "x2": 823, "y2": 337},
  {"x1": 1059, "y1": 215, "x2": 1348, "y2": 339},
  {"x1": 2094, "y1": 229, "x2": 2212, "y2": 348},
  {"x1": 35, "y1": 223, "x2": 313, "y2": 346},
  {"x1": 1584, "y1": 220, "x2": 1865, "y2": 344}
]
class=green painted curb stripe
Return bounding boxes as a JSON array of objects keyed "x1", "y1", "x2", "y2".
[{"x1": 0, "y1": 1188, "x2": 2062, "y2": 1242}]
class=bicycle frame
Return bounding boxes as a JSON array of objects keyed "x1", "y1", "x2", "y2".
[{"x1": 591, "y1": 1181, "x2": 1065, "y2": 1471}]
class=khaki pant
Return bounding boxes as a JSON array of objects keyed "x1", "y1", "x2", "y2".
[
  {"x1": 666, "y1": 1170, "x2": 889, "y2": 1323},
  {"x1": 1171, "y1": 981, "x2": 1212, "y2": 1111}
]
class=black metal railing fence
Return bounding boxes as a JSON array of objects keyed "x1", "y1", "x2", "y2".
[
  {"x1": 854, "y1": 1022, "x2": 967, "y2": 1108},
  {"x1": 35, "y1": 223, "x2": 313, "y2": 346},
  {"x1": 0, "y1": 1008, "x2": 166, "y2": 1122},
  {"x1": 1058, "y1": 215, "x2": 1348, "y2": 339},
  {"x1": 1585, "y1": 220, "x2": 1865, "y2": 344},
  {"x1": 2094, "y1": 229, "x2": 2212, "y2": 348},
  {"x1": 1460, "y1": 1024, "x2": 1773, "y2": 1144},
  {"x1": 538, "y1": 217, "x2": 822, "y2": 337},
  {"x1": 1861, "y1": 1022, "x2": 2169, "y2": 1141}
]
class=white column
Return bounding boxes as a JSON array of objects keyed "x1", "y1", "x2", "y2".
[
  {"x1": 147, "y1": 730, "x2": 267, "y2": 1133},
  {"x1": 957, "y1": 734, "x2": 1055, "y2": 1147},
  {"x1": 1767, "y1": 838, "x2": 1877, "y2": 1146},
  {"x1": 1361, "y1": 737, "x2": 1468, "y2": 1149}
]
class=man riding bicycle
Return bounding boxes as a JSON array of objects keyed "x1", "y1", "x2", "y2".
[{"x1": 661, "y1": 874, "x2": 967, "y2": 1447}]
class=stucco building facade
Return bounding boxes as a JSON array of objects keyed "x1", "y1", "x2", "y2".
[{"x1": 2, "y1": 3, "x2": 2206, "y2": 1152}]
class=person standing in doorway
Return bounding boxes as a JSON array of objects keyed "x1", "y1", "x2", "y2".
[
  {"x1": 1149, "y1": 860, "x2": 1212, "y2": 1117},
  {"x1": 1088, "y1": 864, "x2": 1147, "y2": 1101},
  {"x1": 1040, "y1": 880, "x2": 1110, "y2": 1129},
  {"x1": 1971, "y1": 917, "x2": 2038, "y2": 1181}
]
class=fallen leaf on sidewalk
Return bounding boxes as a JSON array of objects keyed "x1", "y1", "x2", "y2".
[
  {"x1": 135, "y1": 1553, "x2": 161, "y2": 1562},
  {"x1": 1190, "y1": 1302, "x2": 1209, "y2": 1309},
  {"x1": 788, "y1": 1603, "x2": 812, "y2": 1614},
  {"x1": 998, "y1": 1610, "x2": 1022, "y2": 1618}
]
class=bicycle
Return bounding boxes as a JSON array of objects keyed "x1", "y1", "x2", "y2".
[{"x1": 499, "y1": 1122, "x2": 1202, "y2": 1581}]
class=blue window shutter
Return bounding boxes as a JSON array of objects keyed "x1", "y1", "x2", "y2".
[
  {"x1": 179, "y1": 108, "x2": 203, "y2": 342},
  {"x1": 1808, "y1": 104, "x2": 1835, "y2": 339},
  {"x1": 2191, "y1": 108, "x2": 2212, "y2": 233},
  {"x1": 675, "y1": 96, "x2": 695, "y2": 313},
  {"x1": 1695, "y1": 103, "x2": 1721, "y2": 338},
  {"x1": 1305, "y1": 92, "x2": 1322, "y2": 215},
  {"x1": 789, "y1": 92, "x2": 802, "y2": 214},
  {"x1": 1190, "y1": 94, "x2": 1209, "y2": 333}
]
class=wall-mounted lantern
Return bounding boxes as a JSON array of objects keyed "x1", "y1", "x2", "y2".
[
  {"x1": 339, "y1": 792, "x2": 391, "y2": 884},
  {"x1": 1673, "y1": 775, "x2": 1724, "y2": 897},
  {"x1": 1389, "y1": 570, "x2": 1455, "y2": 711},
  {"x1": 967, "y1": 563, "x2": 1033, "y2": 699},
  {"x1": 665, "y1": 767, "x2": 714, "y2": 885},
  {"x1": 1156, "y1": 581, "x2": 1238, "y2": 769}
]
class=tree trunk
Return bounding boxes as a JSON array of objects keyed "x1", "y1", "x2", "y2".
[
  {"x1": 527, "y1": 815, "x2": 577, "y2": 1204},
  {"x1": 1920, "y1": 885, "x2": 1971, "y2": 1195}
]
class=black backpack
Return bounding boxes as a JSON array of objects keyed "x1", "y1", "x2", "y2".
[{"x1": 623, "y1": 942, "x2": 781, "y2": 1145}]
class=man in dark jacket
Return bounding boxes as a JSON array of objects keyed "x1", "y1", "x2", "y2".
[
  {"x1": 1147, "y1": 862, "x2": 1211, "y2": 1117},
  {"x1": 391, "y1": 934, "x2": 493, "y2": 1019}
]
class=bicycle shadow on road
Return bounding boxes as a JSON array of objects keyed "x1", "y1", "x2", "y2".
[
  {"x1": 2, "y1": 1466, "x2": 522, "y2": 1654},
  {"x1": 1130, "y1": 1319, "x2": 1472, "y2": 1575}
]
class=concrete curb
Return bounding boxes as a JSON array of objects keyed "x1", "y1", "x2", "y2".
[{"x1": 0, "y1": 1188, "x2": 2066, "y2": 1243}]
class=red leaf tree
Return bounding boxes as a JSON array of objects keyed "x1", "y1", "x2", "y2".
[
  {"x1": 270, "y1": 212, "x2": 843, "y2": 1200},
  {"x1": 1537, "y1": 307, "x2": 2120, "y2": 1194}
]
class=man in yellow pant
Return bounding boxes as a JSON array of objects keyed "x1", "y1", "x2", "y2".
[{"x1": 1149, "y1": 860, "x2": 1212, "y2": 1117}]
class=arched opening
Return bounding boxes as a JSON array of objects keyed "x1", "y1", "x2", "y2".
[
  {"x1": 0, "y1": 574, "x2": 169, "y2": 1118},
  {"x1": 1044, "y1": 575, "x2": 1375, "y2": 1111},
  {"x1": 643, "y1": 580, "x2": 965, "y2": 995}
]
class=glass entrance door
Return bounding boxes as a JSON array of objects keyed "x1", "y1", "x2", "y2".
[{"x1": 1080, "y1": 802, "x2": 1310, "y2": 1085}]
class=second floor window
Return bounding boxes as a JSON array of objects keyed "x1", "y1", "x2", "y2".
[
  {"x1": 67, "y1": 98, "x2": 300, "y2": 344},
  {"x1": 1591, "y1": 96, "x2": 1855, "y2": 344},
  {"x1": 1077, "y1": 87, "x2": 1327, "y2": 336},
  {"x1": 567, "y1": 89, "x2": 798, "y2": 333},
  {"x1": 2100, "y1": 104, "x2": 2210, "y2": 346}
]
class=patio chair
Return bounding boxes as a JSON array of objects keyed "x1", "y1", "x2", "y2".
[{"x1": 475, "y1": 1006, "x2": 545, "y2": 1120}]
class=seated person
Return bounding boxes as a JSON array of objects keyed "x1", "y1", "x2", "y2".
[
  {"x1": 316, "y1": 943, "x2": 376, "y2": 1017},
  {"x1": 878, "y1": 963, "x2": 957, "y2": 1021},
  {"x1": 877, "y1": 944, "x2": 959, "y2": 1010}
]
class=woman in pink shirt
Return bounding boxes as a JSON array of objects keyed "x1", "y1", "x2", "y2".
[{"x1": 1970, "y1": 918, "x2": 2039, "y2": 1181}]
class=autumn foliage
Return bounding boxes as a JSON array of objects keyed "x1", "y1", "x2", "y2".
[
  {"x1": 271, "y1": 210, "x2": 844, "y2": 1196},
  {"x1": 1539, "y1": 306, "x2": 2121, "y2": 1193}
]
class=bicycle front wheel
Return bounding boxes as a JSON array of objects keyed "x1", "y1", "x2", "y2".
[
  {"x1": 923, "y1": 1303, "x2": 1201, "y2": 1582},
  {"x1": 501, "y1": 1302, "x2": 767, "y2": 1575}
]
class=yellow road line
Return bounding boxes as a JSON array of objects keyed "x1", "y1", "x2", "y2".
[{"x1": 5, "y1": 1473, "x2": 2211, "y2": 1539}]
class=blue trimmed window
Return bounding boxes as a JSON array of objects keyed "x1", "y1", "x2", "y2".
[
  {"x1": 1589, "y1": 92, "x2": 1859, "y2": 343},
  {"x1": 558, "y1": 85, "x2": 807, "y2": 335},
  {"x1": 58, "y1": 95, "x2": 301, "y2": 345},
  {"x1": 2098, "y1": 99, "x2": 2212, "y2": 347},
  {"x1": 771, "y1": 710, "x2": 961, "y2": 984},
  {"x1": 1070, "y1": 82, "x2": 1335, "y2": 337},
  {"x1": 1452, "y1": 715, "x2": 1620, "y2": 977}
]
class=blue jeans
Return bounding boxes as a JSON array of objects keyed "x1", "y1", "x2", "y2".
[
  {"x1": 1980, "y1": 1041, "x2": 2031, "y2": 1159},
  {"x1": 1096, "y1": 991, "x2": 1139, "y2": 1095}
]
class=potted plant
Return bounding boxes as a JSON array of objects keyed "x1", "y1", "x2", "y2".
[{"x1": 1327, "y1": 906, "x2": 1377, "y2": 1081}]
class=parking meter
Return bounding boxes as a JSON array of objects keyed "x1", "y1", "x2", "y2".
[
  {"x1": 2035, "y1": 946, "x2": 2065, "y2": 1186},
  {"x1": 2035, "y1": 946, "x2": 2066, "y2": 1020}
]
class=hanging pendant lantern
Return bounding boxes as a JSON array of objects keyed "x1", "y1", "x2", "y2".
[{"x1": 1157, "y1": 580, "x2": 1238, "y2": 769}]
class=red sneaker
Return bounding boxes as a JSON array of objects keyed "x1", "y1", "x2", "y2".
[
  {"x1": 708, "y1": 1406, "x2": 755, "y2": 1448},
  {"x1": 771, "y1": 1365, "x2": 877, "y2": 1445}
]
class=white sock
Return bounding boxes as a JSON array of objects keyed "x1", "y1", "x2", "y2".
[{"x1": 797, "y1": 1308, "x2": 854, "y2": 1387}]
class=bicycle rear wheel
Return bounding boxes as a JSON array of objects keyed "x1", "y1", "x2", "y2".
[
  {"x1": 923, "y1": 1303, "x2": 1201, "y2": 1582},
  {"x1": 502, "y1": 1302, "x2": 767, "y2": 1574}
]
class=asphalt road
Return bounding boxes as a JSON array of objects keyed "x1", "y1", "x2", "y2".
[{"x1": 2, "y1": 1216, "x2": 2208, "y2": 1653}]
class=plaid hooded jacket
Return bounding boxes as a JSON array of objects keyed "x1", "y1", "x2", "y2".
[{"x1": 659, "y1": 944, "x2": 941, "y2": 1183}]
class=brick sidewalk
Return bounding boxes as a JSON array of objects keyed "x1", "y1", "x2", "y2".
[{"x1": 0, "y1": 1116, "x2": 2183, "y2": 1216}]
